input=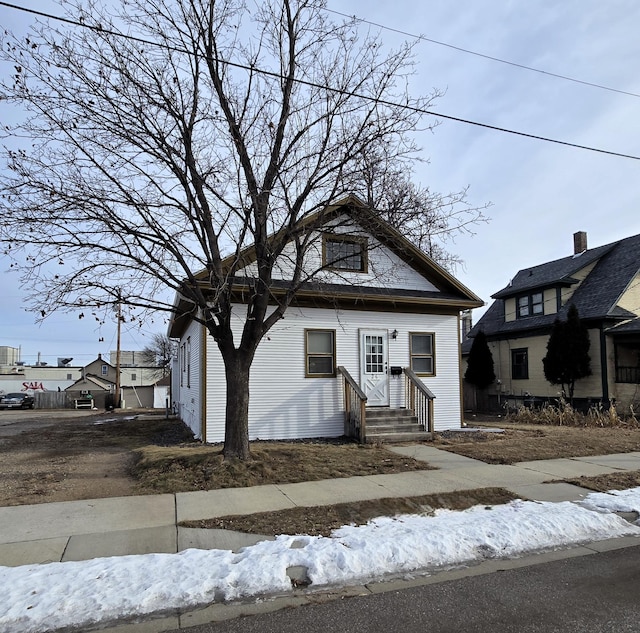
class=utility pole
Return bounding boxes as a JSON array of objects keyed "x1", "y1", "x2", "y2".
[{"x1": 115, "y1": 297, "x2": 122, "y2": 408}]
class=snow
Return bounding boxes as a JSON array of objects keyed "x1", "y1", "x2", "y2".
[{"x1": 2, "y1": 489, "x2": 640, "y2": 633}]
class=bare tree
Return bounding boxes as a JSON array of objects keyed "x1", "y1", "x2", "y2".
[
  {"x1": 0, "y1": 0, "x2": 485, "y2": 459},
  {"x1": 356, "y1": 145, "x2": 489, "y2": 272},
  {"x1": 142, "y1": 333, "x2": 178, "y2": 376}
]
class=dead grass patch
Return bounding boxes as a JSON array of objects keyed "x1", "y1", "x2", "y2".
[
  {"x1": 506, "y1": 402, "x2": 640, "y2": 427},
  {"x1": 180, "y1": 487, "x2": 518, "y2": 537},
  {"x1": 132, "y1": 441, "x2": 432, "y2": 493},
  {"x1": 562, "y1": 470, "x2": 640, "y2": 493},
  {"x1": 434, "y1": 423, "x2": 640, "y2": 465}
]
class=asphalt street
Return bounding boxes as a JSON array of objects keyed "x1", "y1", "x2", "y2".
[{"x1": 172, "y1": 545, "x2": 640, "y2": 633}]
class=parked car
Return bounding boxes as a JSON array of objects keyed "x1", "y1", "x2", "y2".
[{"x1": 0, "y1": 393, "x2": 35, "y2": 409}]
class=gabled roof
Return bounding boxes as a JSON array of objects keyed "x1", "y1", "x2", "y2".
[
  {"x1": 65, "y1": 375, "x2": 114, "y2": 391},
  {"x1": 222, "y1": 195, "x2": 481, "y2": 302},
  {"x1": 566, "y1": 233, "x2": 640, "y2": 320},
  {"x1": 169, "y1": 196, "x2": 482, "y2": 337},
  {"x1": 84, "y1": 355, "x2": 115, "y2": 370},
  {"x1": 492, "y1": 243, "x2": 614, "y2": 299},
  {"x1": 468, "y1": 232, "x2": 640, "y2": 341}
]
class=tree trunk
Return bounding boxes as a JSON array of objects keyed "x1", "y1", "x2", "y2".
[{"x1": 222, "y1": 352, "x2": 253, "y2": 460}]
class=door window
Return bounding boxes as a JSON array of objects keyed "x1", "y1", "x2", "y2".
[{"x1": 365, "y1": 335, "x2": 384, "y2": 373}]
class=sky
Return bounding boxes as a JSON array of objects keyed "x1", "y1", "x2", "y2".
[
  {"x1": 1, "y1": 0, "x2": 639, "y2": 365},
  {"x1": 1, "y1": 486, "x2": 640, "y2": 631}
]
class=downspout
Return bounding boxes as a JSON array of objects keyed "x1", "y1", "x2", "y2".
[
  {"x1": 201, "y1": 322, "x2": 207, "y2": 443},
  {"x1": 458, "y1": 313, "x2": 464, "y2": 427},
  {"x1": 599, "y1": 325, "x2": 609, "y2": 405}
]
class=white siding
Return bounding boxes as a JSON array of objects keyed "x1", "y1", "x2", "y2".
[
  {"x1": 237, "y1": 217, "x2": 439, "y2": 292},
  {"x1": 176, "y1": 320, "x2": 204, "y2": 439},
  {"x1": 204, "y1": 305, "x2": 462, "y2": 442}
]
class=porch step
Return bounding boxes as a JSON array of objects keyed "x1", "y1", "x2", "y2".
[
  {"x1": 364, "y1": 408, "x2": 430, "y2": 443},
  {"x1": 365, "y1": 431, "x2": 431, "y2": 444},
  {"x1": 365, "y1": 407, "x2": 415, "y2": 421}
]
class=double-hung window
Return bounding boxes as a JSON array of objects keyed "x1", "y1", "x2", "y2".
[
  {"x1": 410, "y1": 333, "x2": 435, "y2": 376},
  {"x1": 180, "y1": 343, "x2": 185, "y2": 387},
  {"x1": 186, "y1": 337, "x2": 191, "y2": 388},
  {"x1": 305, "y1": 329, "x2": 336, "y2": 377},
  {"x1": 511, "y1": 348, "x2": 529, "y2": 379}
]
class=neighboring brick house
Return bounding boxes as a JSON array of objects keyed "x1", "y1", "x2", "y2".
[{"x1": 463, "y1": 231, "x2": 640, "y2": 413}]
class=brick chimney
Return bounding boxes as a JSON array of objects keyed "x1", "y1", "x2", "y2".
[{"x1": 573, "y1": 231, "x2": 587, "y2": 254}]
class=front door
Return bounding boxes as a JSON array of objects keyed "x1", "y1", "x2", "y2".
[{"x1": 360, "y1": 330, "x2": 390, "y2": 406}]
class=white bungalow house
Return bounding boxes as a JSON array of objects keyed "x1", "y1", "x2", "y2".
[{"x1": 168, "y1": 197, "x2": 483, "y2": 443}]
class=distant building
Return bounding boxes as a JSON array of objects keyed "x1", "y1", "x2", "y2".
[
  {"x1": 0, "y1": 346, "x2": 20, "y2": 366},
  {"x1": 0, "y1": 365, "x2": 83, "y2": 395},
  {"x1": 109, "y1": 350, "x2": 156, "y2": 367},
  {"x1": 463, "y1": 230, "x2": 640, "y2": 413},
  {"x1": 65, "y1": 353, "x2": 168, "y2": 408}
]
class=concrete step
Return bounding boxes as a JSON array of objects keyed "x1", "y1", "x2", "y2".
[
  {"x1": 365, "y1": 422, "x2": 423, "y2": 433},
  {"x1": 365, "y1": 408, "x2": 414, "y2": 420},
  {"x1": 366, "y1": 412, "x2": 419, "y2": 429},
  {"x1": 365, "y1": 430, "x2": 431, "y2": 444},
  {"x1": 364, "y1": 408, "x2": 430, "y2": 443}
]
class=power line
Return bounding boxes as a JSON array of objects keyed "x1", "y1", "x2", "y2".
[
  {"x1": 324, "y1": 7, "x2": 640, "y2": 100},
  {"x1": 1, "y1": 0, "x2": 639, "y2": 160}
]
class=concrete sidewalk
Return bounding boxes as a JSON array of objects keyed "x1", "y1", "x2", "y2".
[{"x1": 1, "y1": 446, "x2": 639, "y2": 568}]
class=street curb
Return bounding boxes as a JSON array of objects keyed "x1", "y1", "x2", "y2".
[{"x1": 97, "y1": 535, "x2": 640, "y2": 633}]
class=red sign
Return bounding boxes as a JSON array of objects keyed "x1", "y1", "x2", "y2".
[{"x1": 22, "y1": 382, "x2": 46, "y2": 392}]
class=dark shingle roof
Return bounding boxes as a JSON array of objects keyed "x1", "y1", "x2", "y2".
[
  {"x1": 606, "y1": 317, "x2": 640, "y2": 335},
  {"x1": 492, "y1": 244, "x2": 614, "y2": 299},
  {"x1": 565, "y1": 233, "x2": 640, "y2": 320},
  {"x1": 469, "y1": 232, "x2": 640, "y2": 340}
]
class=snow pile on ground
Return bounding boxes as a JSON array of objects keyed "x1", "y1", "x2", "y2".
[
  {"x1": 2, "y1": 489, "x2": 640, "y2": 633},
  {"x1": 576, "y1": 487, "x2": 640, "y2": 519}
]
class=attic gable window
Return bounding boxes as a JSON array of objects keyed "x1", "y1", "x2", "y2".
[
  {"x1": 323, "y1": 235, "x2": 367, "y2": 272},
  {"x1": 517, "y1": 292, "x2": 543, "y2": 318}
]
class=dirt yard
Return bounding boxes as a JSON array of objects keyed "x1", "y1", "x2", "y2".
[
  {"x1": 0, "y1": 411, "x2": 429, "y2": 507},
  {"x1": 0, "y1": 411, "x2": 194, "y2": 506},
  {"x1": 3, "y1": 410, "x2": 640, "y2": 536}
]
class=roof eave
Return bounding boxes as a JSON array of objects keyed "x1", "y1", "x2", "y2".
[{"x1": 492, "y1": 277, "x2": 579, "y2": 299}]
